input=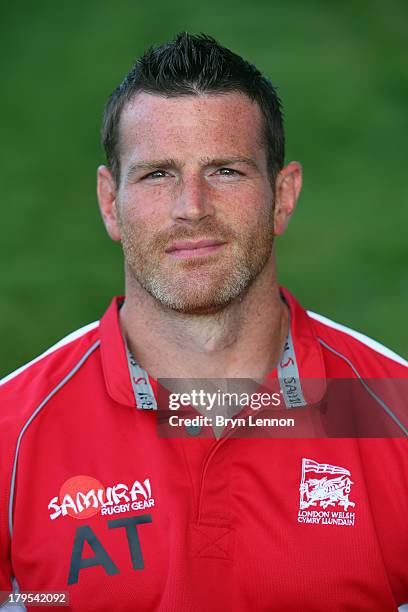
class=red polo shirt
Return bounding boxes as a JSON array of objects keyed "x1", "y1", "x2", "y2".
[{"x1": 0, "y1": 288, "x2": 407, "y2": 611}]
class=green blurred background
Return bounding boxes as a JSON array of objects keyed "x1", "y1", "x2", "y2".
[{"x1": 1, "y1": 0, "x2": 407, "y2": 376}]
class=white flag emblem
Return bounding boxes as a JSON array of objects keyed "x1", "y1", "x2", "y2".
[{"x1": 299, "y1": 458, "x2": 355, "y2": 511}]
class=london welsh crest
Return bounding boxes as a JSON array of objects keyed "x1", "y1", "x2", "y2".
[{"x1": 299, "y1": 458, "x2": 355, "y2": 511}]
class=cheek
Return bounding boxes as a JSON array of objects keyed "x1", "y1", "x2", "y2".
[
  {"x1": 218, "y1": 186, "x2": 273, "y2": 227},
  {"x1": 118, "y1": 195, "x2": 159, "y2": 236},
  {"x1": 119, "y1": 185, "x2": 171, "y2": 224}
]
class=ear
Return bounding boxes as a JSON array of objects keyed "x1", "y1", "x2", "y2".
[
  {"x1": 273, "y1": 161, "x2": 302, "y2": 235},
  {"x1": 97, "y1": 165, "x2": 121, "y2": 241}
]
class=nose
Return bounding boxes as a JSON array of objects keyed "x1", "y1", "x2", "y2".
[{"x1": 171, "y1": 173, "x2": 214, "y2": 224}]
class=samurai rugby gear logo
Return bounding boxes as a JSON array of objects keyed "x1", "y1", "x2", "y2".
[
  {"x1": 298, "y1": 458, "x2": 356, "y2": 526},
  {"x1": 48, "y1": 475, "x2": 155, "y2": 521}
]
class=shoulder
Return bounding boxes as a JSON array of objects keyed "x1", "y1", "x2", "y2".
[
  {"x1": 0, "y1": 321, "x2": 101, "y2": 431},
  {"x1": 307, "y1": 310, "x2": 407, "y2": 377}
]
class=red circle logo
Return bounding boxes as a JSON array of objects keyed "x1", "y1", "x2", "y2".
[{"x1": 59, "y1": 475, "x2": 105, "y2": 519}]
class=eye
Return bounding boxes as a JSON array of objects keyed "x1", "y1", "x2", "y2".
[
  {"x1": 215, "y1": 167, "x2": 243, "y2": 176},
  {"x1": 142, "y1": 170, "x2": 169, "y2": 180}
]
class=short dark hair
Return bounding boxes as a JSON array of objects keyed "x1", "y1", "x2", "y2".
[{"x1": 101, "y1": 32, "x2": 285, "y2": 186}]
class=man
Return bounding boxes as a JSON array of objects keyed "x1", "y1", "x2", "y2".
[{"x1": 0, "y1": 33, "x2": 407, "y2": 611}]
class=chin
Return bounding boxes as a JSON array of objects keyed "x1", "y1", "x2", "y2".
[
  {"x1": 152, "y1": 282, "x2": 249, "y2": 314},
  {"x1": 168, "y1": 300, "x2": 232, "y2": 315},
  {"x1": 138, "y1": 264, "x2": 255, "y2": 313}
]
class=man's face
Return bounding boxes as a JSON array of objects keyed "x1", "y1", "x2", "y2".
[{"x1": 114, "y1": 91, "x2": 276, "y2": 314}]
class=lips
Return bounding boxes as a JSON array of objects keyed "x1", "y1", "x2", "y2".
[
  {"x1": 165, "y1": 239, "x2": 227, "y2": 259},
  {"x1": 166, "y1": 239, "x2": 225, "y2": 252}
]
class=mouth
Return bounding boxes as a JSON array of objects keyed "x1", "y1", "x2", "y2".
[{"x1": 165, "y1": 239, "x2": 227, "y2": 259}]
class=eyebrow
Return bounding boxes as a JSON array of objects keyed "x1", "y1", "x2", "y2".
[
  {"x1": 204, "y1": 157, "x2": 259, "y2": 170},
  {"x1": 126, "y1": 156, "x2": 259, "y2": 180},
  {"x1": 125, "y1": 159, "x2": 174, "y2": 181}
]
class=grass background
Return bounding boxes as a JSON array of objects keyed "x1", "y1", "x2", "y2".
[{"x1": 1, "y1": 0, "x2": 407, "y2": 376}]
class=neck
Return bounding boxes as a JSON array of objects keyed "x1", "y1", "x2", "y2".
[{"x1": 119, "y1": 258, "x2": 289, "y2": 379}]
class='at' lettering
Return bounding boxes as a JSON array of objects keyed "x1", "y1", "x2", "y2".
[{"x1": 68, "y1": 514, "x2": 152, "y2": 584}]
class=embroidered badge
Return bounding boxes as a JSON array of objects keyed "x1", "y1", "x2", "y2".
[{"x1": 298, "y1": 458, "x2": 356, "y2": 526}]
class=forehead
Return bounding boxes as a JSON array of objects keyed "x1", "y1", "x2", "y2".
[{"x1": 117, "y1": 91, "x2": 265, "y2": 163}]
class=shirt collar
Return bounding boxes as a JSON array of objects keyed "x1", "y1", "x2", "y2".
[
  {"x1": 99, "y1": 296, "x2": 135, "y2": 407},
  {"x1": 99, "y1": 288, "x2": 327, "y2": 408}
]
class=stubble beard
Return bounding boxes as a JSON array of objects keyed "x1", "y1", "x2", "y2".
[{"x1": 119, "y1": 211, "x2": 275, "y2": 314}]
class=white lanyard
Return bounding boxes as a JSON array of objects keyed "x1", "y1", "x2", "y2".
[
  {"x1": 126, "y1": 322, "x2": 306, "y2": 410},
  {"x1": 126, "y1": 345, "x2": 157, "y2": 410},
  {"x1": 277, "y1": 325, "x2": 307, "y2": 408}
]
